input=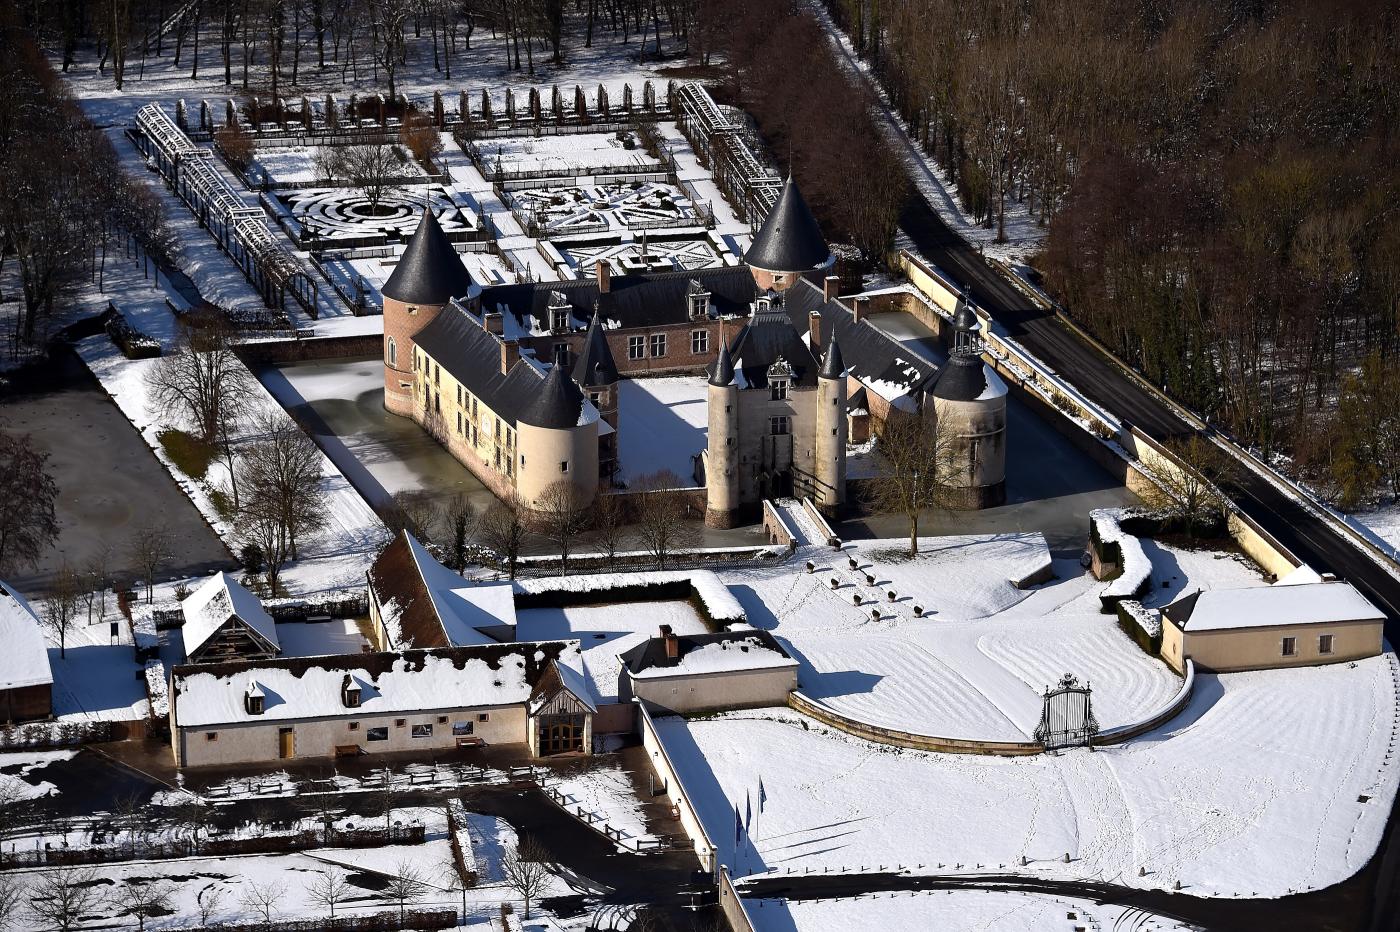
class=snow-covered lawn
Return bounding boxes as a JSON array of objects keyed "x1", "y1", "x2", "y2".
[
  {"x1": 745, "y1": 890, "x2": 1197, "y2": 932},
  {"x1": 275, "y1": 618, "x2": 369, "y2": 657},
  {"x1": 45, "y1": 612, "x2": 148, "y2": 723},
  {"x1": 515, "y1": 601, "x2": 709, "y2": 703},
  {"x1": 616, "y1": 376, "x2": 709, "y2": 484},
  {"x1": 657, "y1": 648, "x2": 1400, "y2": 898},
  {"x1": 1351, "y1": 501, "x2": 1400, "y2": 557},
  {"x1": 483, "y1": 131, "x2": 660, "y2": 176}
]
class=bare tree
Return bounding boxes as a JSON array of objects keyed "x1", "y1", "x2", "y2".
[
  {"x1": 237, "y1": 413, "x2": 329, "y2": 575},
  {"x1": 869, "y1": 407, "x2": 965, "y2": 556},
  {"x1": 438, "y1": 853, "x2": 470, "y2": 926},
  {"x1": 238, "y1": 878, "x2": 287, "y2": 927},
  {"x1": 478, "y1": 494, "x2": 530, "y2": 579},
  {"x1": 146, "y1": 313, "x2": 253, "y2": 445},
  {"x1": 532, "y1": 480, "x2": 589, "y2": 575},
  {"x1": 1139, "y1": 435, "x2": 1232, "y2": 540},
  {"x1": 306, "y1": 869, "x2": 351, "y2": 919},
  {"x1": 40, "y1": 563, "x2": 83, "y2": 659},
  {"x1": 114, "y1": 881, "x2": 173, "y2": 932},
  {"x1": 128, "y1": 521, "x2": 173, "y2": 604},
  {"x1": 592, "y1": 488, "x2": 626, "y2": 566},
  {"x1": 0, "y1": 430, "x2": 60, "y2": 576},
  {"x1": 26, "y1": 866, "x2": 106, "y2": 932},
  {"x1": 443, "y1": 493, "x2": 476, "y2": 574},
  {"x1": 383, "y1": 859, "x2": 426, "y2": 921},
  {"x1": 0, "y1": 781, "x2": 36, "y2": 842},
  {"x1": 387, "y1": 490, "x2": 441, "y2": 543},
  {"x1": 0, "y1": 872, "x2": 23, "y2": 931},
  {"x1": 633, "y1": 470, "x2": 688, "y2": 569},
  {"x1": 502, "y1": 834, "x2": 553, "y2": 919},
  {"x1": 319, "y1": 143, "x2": 407, "y2": 215},
  {"x1": 173, "y1": 796, "x2": 212, "y2": 852},
  {"x1": 196, "y1": 885, "x2": 226, "y2": 927}
]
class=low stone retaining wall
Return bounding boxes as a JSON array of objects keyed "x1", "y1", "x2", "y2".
[
  {"x1": 636, "y1": 702, "x2": 717, "y2": 873},
  {"x1": 235, "y1": 333, "x2": 382, "y2": 364},
  {"x1": 789, "y1": 661, "x2": 1196, "y2": 755}
]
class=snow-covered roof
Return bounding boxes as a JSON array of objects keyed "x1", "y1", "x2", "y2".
[
  {"x1": 0, "y1": 581, "x2": 52, "y2": 690},
  {"x1": 181, "y1": 572, "x2": 280, "y2": 659},
  {"x1": 171, "y1": 640, "x2": 585, "y2": 728},
  {"x1": 624, "y1": 631, "x2": 797, "y2": 680},
  {"x1": 514, "y1": 570, "x2": 747, "y2": 627},
  {"x1": 1167, "y1": 581, "x2": 1383, "y2": 633},
  {"x1": 369, "y1": 532, "x2": 512, "y2": 649}
]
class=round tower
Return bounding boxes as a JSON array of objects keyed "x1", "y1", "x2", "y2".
[
  {"x1": 745, "y1": 177, "x2": 832, "y2": 293},
  {"x1": 814, "y1": 337, "x2": 848, "y2": 513},
  {"x1": 930, "y1": 289, "x2": 1007, "y2": 508},
  {"x1": 382, "y1": 209, "x2": 478, "y2": 417},
  {"x1": 515, "y1": 362, "x2": 599, "y2": 509},
  {"x1": 705, "y1": 341, "x2": 741, "y2": 528}
]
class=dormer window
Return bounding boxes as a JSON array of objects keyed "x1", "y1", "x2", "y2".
[
  {"x1": 687, "y1": 280, "x2": 710, "y2": 319},
  {"x1": 341, "y1": 674, "x2": 361, "y2": 709},
  {"x1": 244, "y1": 681, "x2": 265, "y2": 716},
  {"x1": 770, "y1": 378, "x2": 789, "y2": 401},
  {"x1": 547, "y1": 291, "x2": 571, "y2": 333}
]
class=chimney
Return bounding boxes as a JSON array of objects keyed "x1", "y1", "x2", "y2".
[
  {"x1": 823, "y1": 275, "x2": 841, "y2": 303},
  {"x1": 595, "y1": 260, "x2": 612, "y2": 294},
  {"x1": 484, "y1": 311, "x2": 504, "y2": 335},
  {"x1": 853, "y1": 296, "x2": 870, "y2": 323},
  {"x1": 500, "y1": 339, "x2": 520, "y2": 374},
  {"x1": 660, "y1": 624, "x2": 678, "y2": 660},
  {"x1": 808, "y1": 310, "x2": 822, "y2": 351}
]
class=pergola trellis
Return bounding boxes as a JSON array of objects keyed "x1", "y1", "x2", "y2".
[
  {"x1": 676, "y1": 83, "x2": 782, "y2": 227},
  {"x1": 135, "y1": 104, "x2": 319, "y2": 318}
]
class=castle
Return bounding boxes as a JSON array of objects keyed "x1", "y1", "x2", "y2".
[{"x1": 381, "y1": 177, "x2": 1006, "y2": 522}]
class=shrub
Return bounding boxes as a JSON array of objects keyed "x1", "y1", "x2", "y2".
[
  {"x1": 158, "y1": 429, "x2": 219, "y2": 479},
  {"x1": 210, "y1": 487, "x2": 236, "y2": 522},
  {"x1": 240, "y1": 542, "x2": 265, "y2": 574}
]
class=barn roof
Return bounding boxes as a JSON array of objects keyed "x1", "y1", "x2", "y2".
[
  {"x1": 0, "y1": 581, "x2": 52, "y2": 690},
  {"x1": 620, "y1": 629, "x2": 796, "y2": 678},
  {"x1": 181, "y1": 572, "x2": 280, "y2": 660},
  {"x1": 367, "y1": 530, "x2": 512, "y2": 649}
]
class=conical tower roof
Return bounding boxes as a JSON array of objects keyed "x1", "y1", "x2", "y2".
[
  {"x1": 745, "y1": 177, "x2": 830, "y2": 273},
  {"x1": 572, "y1": 306, "x2": 619, "y2": 387},
  {"x1": 820, "y1": 336, "x2": 845, "y2": 380},
  {"x1": 709, "y1": 340, "x2": 735, "y2": 387},
  {"x1": 518, "y1": 362, "x2": 585, "y2": 429},
  {"x1": 382, "y1": 209, "x2": 476, "y2": 305}
]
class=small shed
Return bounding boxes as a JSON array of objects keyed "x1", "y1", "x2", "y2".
[
  {"x1": 618, "y1": 627, "x2": 798, "y2": 714},
  {"x1": 181, "y1": 572, "x2": 280, "y2": 664},
  {"x1": 0, "y1": 580, "x2": 53, "y2": 722},
  {"x1": 1160, "y1": 579, "x2": 1384, "y2": 674}
]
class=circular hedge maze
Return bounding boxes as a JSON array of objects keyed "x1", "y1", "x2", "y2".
[{"x1": 283, "y1": 186, "x2": 471, "y2": 243}]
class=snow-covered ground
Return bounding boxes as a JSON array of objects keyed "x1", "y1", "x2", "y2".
[
  {"x1": 659, "y1": 644, "x2": 1399, "y2": 900},
  {"x1": 0, "y1": 750, "x2": 75, "y2": 802},
  {"x1": 616, "y1": 376, "x2": 709, "y2": 483},
  {"x1": 482, "y1": 131, "x2": 660, "y2": 176},
  {"x1": 1352, "y1": 501, "x2": 1400, "y2": 556},
  {"x1": 545, "y1": 760, "x2": 660, "y2": 852},
  {"x1": 515, "y1": 601, "x2": 709, "y2": 703},
  {"x1": 746, "y1": 890, "x2": 1199, "y2": 932}
]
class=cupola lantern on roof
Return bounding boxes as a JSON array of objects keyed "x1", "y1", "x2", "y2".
[
  {"x1": 952, "y1": 286, "x2": 982, "y2": 357},
  {"x1": 745, "y1": 177, "x2": 831, "y2": 293}
]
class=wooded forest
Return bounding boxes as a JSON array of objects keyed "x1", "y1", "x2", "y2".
[{"x1": 830, "y1": 0, "x2": 1400, "y2": 504}]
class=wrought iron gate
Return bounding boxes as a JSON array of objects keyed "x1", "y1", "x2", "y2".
[{"x1": 1033, "y1": 674, "x2": 1099, "y2": 751}]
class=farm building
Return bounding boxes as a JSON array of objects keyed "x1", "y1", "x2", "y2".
[
  {"x1": 618, "y1": 627, "x2": 797, "y2": 714},
  {"x1": 0, "y1": 581, "x2": 52, "y2": 722},
  {"x1": 180, "y1": 572, "x2": 280, "y2": 664}
]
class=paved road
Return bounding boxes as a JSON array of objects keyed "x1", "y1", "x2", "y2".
[{"x1": 814, "y1": 7, "x2": 1400, "y2": 929}]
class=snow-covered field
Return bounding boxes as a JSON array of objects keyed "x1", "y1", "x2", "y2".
[
  {"x1": 617, "y1": 376, "x2": 709, "y2": 483},
  {"x1": 484, "y1": 132, "x2": 660, "y2": 177},
  {"x1": 659, "y1": 645, "x2": 1399, "y2": 899},
  {"x1": 515, "y1": 600, "x2": 709, "y2": 703},
  {"x1": 745, "y1": 890, "x2": 1199, "y2": 932}
]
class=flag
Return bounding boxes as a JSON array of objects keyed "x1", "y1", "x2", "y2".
[
  {"x1": 744, "y1": 791, "x2": 753, "y2": 833},
  {"x1": 733, "y1": 804, "x2": 743, "y2": 847},
  {"x1": 758, "y1": 777, "x2": 768, "y2": 814}
]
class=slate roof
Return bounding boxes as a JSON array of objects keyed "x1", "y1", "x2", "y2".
[
  {"x1": 519, "y1": 361, "x2": 585, "y2": 429},
  {"x1": 931, "y1": 352, "x2": 988, "y2": 401},
  {"x1": 724, "y1": 295, "x2": 820, "y2": 389},
  {"x1": 477, "y1": 265, "x2": 758, "y2": 332},
  {"x1": 745, "y1": 177, "x2": 830, "y2": 272},
  {"x1": 820, "y1": 336, "x2": 845, "y2": 380},
  {"x1": 708, "y1": 340, "x2": 735, "y2": 387},
  {"x1": 573, "y1": 308, "x2": 619, "y2": 387},
  {"x1": 382, "y1": 209, "x2": 477, "y2": 306},
  {"x1": 619, "y1": 629, "x2": 795, "y2": 676},
  {"x1": 413, "y1": 303, "x2": 546, "y2": 425},
  {"x1": 783, "y1": 280, "x2": 940, "y2": 404}
]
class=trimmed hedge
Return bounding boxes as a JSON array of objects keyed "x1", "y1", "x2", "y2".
[{"x1": 1115, "y1": 600, "x2": 1162, "y2": 656}]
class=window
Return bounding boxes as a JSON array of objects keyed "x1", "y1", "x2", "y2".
[
  {"x1": 456, "y1": 411, "x2": 462, "y2": 434},
  {"x1": 411, "y1": 723, "x2": 434, "y2": 738},
  {"x1": 478, "y1": 713, "x2": 490, "y2": 723},
  {"x1": 453, "y1": 721, "x2": 474, "y2": 736},
  {"x1": 366, "y1": 727, "x2": 389, "y2": 741},
  {"x1": 651, "y1": 334, "x2": 667, "y2": 357},
  {"x1": 628, "y1": 335, "x2": 645, "y2": 359},
  {"x1": 387, "y1": 337, "x2": 397, "y2": 367},
  {"x1": 1282, "y1": 636, "x2": 1297, "y2": 657},
  {"x1": 1319, "y1": 634, "x2": 1335, "y2": 655},
  {"x1": 434, "y1": 363, "x2": 440, "y2": 386},
  {"x1": 395, "y1": 718, "x2": 407, "y2": 727},
  {"x1": 520, "y1": 453, "x2": 526, "y2": 467},
  {"x1": 554, "y1": 342, "x2": 569, "y2": 365},
  {"x1": 560, "y1": 460, "x2": 569, "y2": 473},
  {"x1": 437, "y1": 715, "x2": 448, "y2": 724},
  {"x1": 770, "y1": 416, "x2": 791, "y2": 436},
  {"x1": 551, "y1": 307, "x2": 570, "y2": 332},
  {"x1": 408, "y1": 304, "x2": 419, "y2": 315},
  {"x1": 348, "y1": 722, "x2": 360, "y2": 731},
  {"x1": 691, "y1": 329, "x2": 709, "y2": 354},
  {"x1": 770, "y1": 379, "x2": 789, "y2": 401},
  {"x1": 589, "y1": 391, "x2": 602, "y2": 407},
  {"x1": 205, "y1": 732, "x2": 218, "y2": 742},
  {"x1": 773, "y1": 274, "x2": 786, "y2": 285}
]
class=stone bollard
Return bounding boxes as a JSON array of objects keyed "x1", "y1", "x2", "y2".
[
  {"x1": 887, "y1": 590, "x2": 897, "y2": 602},
  {"x1": 830, "y1": 577, "x2": 840, "y2": 589},
  {"x1": 1063, "y1": 853, "x2": 1070, "y2": 863},
  {"x1": 848, "y1": 557, "x2": 859, "y2": 570},
  {"x1": 806, "y1": 561, "x2": 815, "y2": 574},
  {"x1": 914, "y1": 605, "x2": 924, "y2": 617}
]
